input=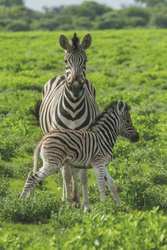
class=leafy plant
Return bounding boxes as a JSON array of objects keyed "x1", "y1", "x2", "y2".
[
  {"x1": 0, "y1": 192, "x2": 62, "y2": 223},
  {"x1": 0, "y1": 30, "x2": 167, "y2": 249}
]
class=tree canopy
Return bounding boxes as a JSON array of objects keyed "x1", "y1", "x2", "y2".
[
  {"x1": 0, "y1": 0, "x2": 24, "y2": 7},
  {"x1": 135, "y1": 0, "x2": 167, "y2": 7},
  {"x1": 1, "y1": 0, "x2": 167, "y2": 31}
]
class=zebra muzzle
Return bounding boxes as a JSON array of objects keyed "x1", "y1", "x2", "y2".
[
  {"x1": 130, "y1": 132, "x2": 139, "y2": 143},
  {"x1": 70, "y1": 81, "x2": 84, "y2": 97}
]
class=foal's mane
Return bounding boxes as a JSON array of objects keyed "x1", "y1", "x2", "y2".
[{"x1": 90, "y1": 101, "x2": 130, "y2": 129}]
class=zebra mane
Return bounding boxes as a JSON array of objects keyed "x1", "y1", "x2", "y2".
[
  {"x1": 71, "y1": 33, "x2": 80, "y2": 48},
  {"x1": 90, "y1": 101, "x2": 130, "y2": 129}
]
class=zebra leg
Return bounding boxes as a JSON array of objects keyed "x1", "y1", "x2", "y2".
[
  {"x1": 72, "y1": 167, "x2": 80, "y2": 207},
  {"x1": 79, "y1": 169, "x2": 90, "y2": 212},
  {"x1": 20, "y1": 163, "x2": 61, "y2": 198},
  {"x1": 28, "y1": 171, "x2": 35, "y2": 197},
  {"x1": 104, "y1": 167, "x2": 121, "y2": 205},
  {"x1": 61, "y1": 163, "x2": 72, "y2": 206},
  {"x1": 93, "y1": 165, "x2": 105, "y2": 200}
]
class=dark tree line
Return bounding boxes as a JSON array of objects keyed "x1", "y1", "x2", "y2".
[{"x1": 0, "y1": 0, "x2": 167, "y2": 31}]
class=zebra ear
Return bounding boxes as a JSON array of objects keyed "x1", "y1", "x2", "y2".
[
  {"x1": 117, "y1": 100, "x2": 125, "y2": 114},
  {"x1": 59, "y1": 34, "x2": 71, "y2": 51},
  {"x1": 80, "y1": 33, "x2": 92, "y2": 50}
]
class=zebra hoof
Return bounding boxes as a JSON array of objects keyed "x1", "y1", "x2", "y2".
[
  {"x1": 84, "y1": 207, "x2": 91, "y2": 213},
  {"x1": 122, "y1": 207, "x2": 129, "y2": 213},
  {"x1": 74, "y1": 203, "x2": 81, "y2": 209}
]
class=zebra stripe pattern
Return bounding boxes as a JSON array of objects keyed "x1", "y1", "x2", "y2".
[
  {"x1": 34, "y1": 33, "x2": 100, "y2": 211},
  {"x1": 21, "y1": 100, "x2": 139, "y2": 205},
  {"x1": 39, "y1": 75, "x2": 98, "y2": 133}
]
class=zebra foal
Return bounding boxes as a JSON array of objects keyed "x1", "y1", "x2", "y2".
[{"x1": 21, "y1": 100, "x2": 139, "y2": 205}]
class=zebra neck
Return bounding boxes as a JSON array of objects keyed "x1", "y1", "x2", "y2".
[
  {"x1": 91, "y1": 112, "x2": 119, "y2": 148},
  {"x1": 64, "y1": 85, "x2": 85, "y2": 110}
]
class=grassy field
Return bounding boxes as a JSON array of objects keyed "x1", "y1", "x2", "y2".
[{"x1": 0, "y1": 30, "x2": 167, "y2": 249}]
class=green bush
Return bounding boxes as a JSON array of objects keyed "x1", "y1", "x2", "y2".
[
  {"x1": 0, "y1": 176, "x2": 10, "y2": 198},
  {"x1": 0, "y1": 135, "x2": 17, "y2": 161},
  {"x1": 149, "y1": 12, "x2": 167, "y2": 28},
  {"x1": 143, "y1": 186, "x2": 167, "y2": 211},
  {"x1": 0, "y1": 193, "x2": 62, "y2": 223},
  {"x1": 95, "y1": 11, "x2": 124, "y2": 29},
  {"x1": 0, "y1": 30, "x2": 167, "y2": 249},
  {"x1": 150, "y1": 168, "x2": 167, "y2": 185},
  {"x1": 121, "y1": 6, "x2": 150, "y2": 20},
  {"x1": 0, "y1": 161, "x2": 14, "y2": 177},
  {"x1": 51, "y1": 208, "x2": 167, "y2": 249},
  {"x1": 6, "y1": 19, "x2": 30, "y2": 31},
  {"x1": 129, "y1": 16, "x2": 149, "y2": 27}
]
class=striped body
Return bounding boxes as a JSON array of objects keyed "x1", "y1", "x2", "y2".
[
  {"x1": 40, "y1": 130, "x2": 107, "y2": 169},
  {"x1": 35, "y1": 33, "x2": 100, "y2": 211},
  {"x1": 37, "y1": 130, "x2": 111, "y2": 181},
  {"x1": 39, "y1": 76, "x2": 99, "y2": 133},
  {"x1": 21, "y1": 100, "x2": 139, "y2": 204}
]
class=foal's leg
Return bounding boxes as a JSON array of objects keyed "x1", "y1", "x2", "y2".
[
  {"x1": 20, "y1": 163, "x2": 61, "y2": 198},
  {"x1": 61, "y1": 163, "x2": 72, "y2": 206},
  {"x1": 93, "y1": 165, "x2": 105, "y2": 200},
  {"x1": 104, "y1": 167, "x2": 121, "y2": 204},
  {"x1": 61, "y1": 164, "x2": 81, "y2": 207},
  {"x1": 79, "y1": 169, "x2": 90, "y2": 212},
  {"x1": 72, "y1": 167, "x2": 80, "y2": 207}
]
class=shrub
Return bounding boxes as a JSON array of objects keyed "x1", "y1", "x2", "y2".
[
  {"x1": 149, "y1": 12, "x2": 167, "y2": 28},
  {"x1": 51, "y1": 208, "x2": 167, "y2": 249},
  {"x1": 129, "y1": 16, "x2": 149, "y2": 27},
  {"x1": 125, "y1": 176, "x2": 151, "y2": 210},
  {"x1": 143, "y1": 186, "x2": 167, "y2": 211},
  {"x1": 0, "y1": 135, "x2": 17, "y2": 161},
  {"x1": 0, "y1": 192, "x2": 62, "y2": 223},
  {"x1": 95, "y1": 11, "x2": 124, "y2": 29},
  {"x1": 149, "y1": 169, "x2": 167, "y2": 185},
  {"x1": 0, "y1": 161, "x2": 14, "y2": 178},
  {"x1": 121, "y1": 6, "x2": 150, "y2": 20},
  {"x1": 6, "y1": 19, "x2": 30, "y2": 31},
  {"x1": 0, "y1": 176, "x2": 10, "y2": 198}
]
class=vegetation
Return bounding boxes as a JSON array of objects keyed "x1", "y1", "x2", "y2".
[
  {"x1": 0, "y1": 29, "x2": 167, "y2": 248},
  {"x1": 135, "y1": 0, "x2": 167, "y2": 7},
  {"x1": 1, "y1": 0, "x2": 167, "y2": 31}
]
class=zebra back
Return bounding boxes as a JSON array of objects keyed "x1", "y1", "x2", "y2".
[{"x1": 38, "y1": 100, "x2": 139, "y2": 170}]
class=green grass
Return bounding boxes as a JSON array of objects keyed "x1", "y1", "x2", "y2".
[{"x1": 0, "y1": 29, "x2": 167, "y2": 249}]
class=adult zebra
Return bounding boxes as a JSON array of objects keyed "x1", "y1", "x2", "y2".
[
  {"x1": 21, "y1": 100, "x2": 139, "y2": 204},
  {"x1": 32, "y1": 33, "x2": 100, "y2": 211}
]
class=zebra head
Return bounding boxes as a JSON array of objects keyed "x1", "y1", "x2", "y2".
[
  {"x1": 116, "y1": 100, "x2": 139, "y2": 143},
  {"x1": 59, "y1": 32, "x2": 92, "y2": 98}
]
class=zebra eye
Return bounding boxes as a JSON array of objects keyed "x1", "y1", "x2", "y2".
[
  {"x1": 64, "y1": 59, "x2": 67, "y2": 64},
  {"x1": 126, "y1": 120, "x2": 131, "y2": 124}
]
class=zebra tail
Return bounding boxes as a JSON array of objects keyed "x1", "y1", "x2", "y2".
[
  {"x1": 29, "y1": 140, "x2": 43, "y2": 197},
  {"x1": 34, "y1": 140, "x2": 42, "y2": 173},
  {"x1": 33, "y1": 139, "x2": 43, "y2": 186}
]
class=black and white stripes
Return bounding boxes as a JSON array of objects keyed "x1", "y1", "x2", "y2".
[
  {"x1": 21, "y1": 100, "x2": 139, "y2": 203},
  {"x1": 36, "y1": 33, "x2": 100, "y2": 211},
  {"x1": 39, "y1": 76, "x2": 99, "y2": 132}
]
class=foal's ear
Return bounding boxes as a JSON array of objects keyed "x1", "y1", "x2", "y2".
[
  {"x1": 117, "y1": 100, "x2": 125, "y2": 114},
  {"x1": 59, "y1": 34, "x2": 71, "y2": 51},
  {"x1": 80, "y1": 33, "x2": 92, "y2": 50}
]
